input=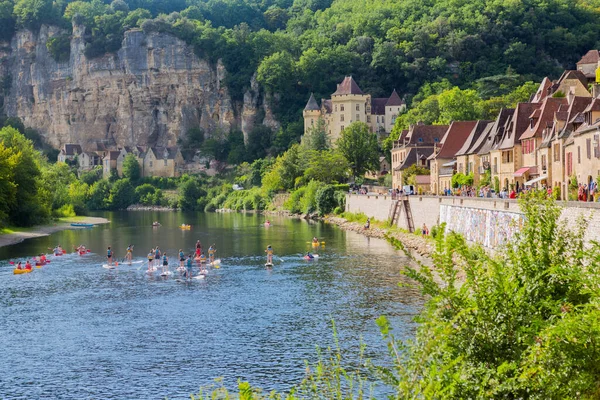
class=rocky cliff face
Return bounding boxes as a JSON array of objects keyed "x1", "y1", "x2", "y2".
[{"x1": 1, "y1": 23, "x2": 276, "y2": 149}]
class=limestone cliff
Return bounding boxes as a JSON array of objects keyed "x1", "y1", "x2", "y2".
[{"x1": 1, "y1": 23, "x2": 276, "y2": 149}]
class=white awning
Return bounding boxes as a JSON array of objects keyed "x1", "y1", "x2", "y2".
[
  {"x1": 442, "y1": 160, "x2": 457, "y2": 167},
  {"x1": 524, "y1": 175, "x2": 548, "y2": 186}
]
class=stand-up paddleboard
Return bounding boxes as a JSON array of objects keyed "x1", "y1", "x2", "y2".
[
  {"x1": 193, "y1": 275, "x2": 205, "y2": 280},
  {"x1": 160, "y1": 271, "x2": 172, "y2": 277},
  {"x1": 102, "y1": 264, "x2": 116, "y2": 269},
  {"x1": 265, "y1": 262, "x2": 273, "y2": 267}
]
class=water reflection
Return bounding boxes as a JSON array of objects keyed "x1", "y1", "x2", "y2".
[{"x1": 0, "y1": 212, "x2": 422, "y2": 398}]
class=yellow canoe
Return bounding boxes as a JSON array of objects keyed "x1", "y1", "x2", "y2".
[{"x1": 14, "y1": 268, "x2": 33, "y2": 275}]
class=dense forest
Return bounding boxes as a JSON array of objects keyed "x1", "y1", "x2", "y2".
[{"x1": 1, "y1": 0, "x2": 600, "y2": 157}]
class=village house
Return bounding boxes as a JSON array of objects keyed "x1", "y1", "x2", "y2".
[
  {"x1": 303, "y1": 76, "x2": 406, "y2": 144},
  {"x1": 518, "y1": 96, "x2": 567, "y2": 189},
  {"x1": 365, "y1": 156, "x2": 391, "y2": 181},
  {"x1": 428, "y1": 121, "x2": 477, "y2": 194},
  {"x1": 78, "y1": 151, "x2": 101, "y2": 171},
  {"x1": 478, "y1": 108, "x2": 515, "y2": 189},
  {"x1": 576, "y1": 49, "x2": 600, "y2": 85},
  {"x1": 390, "y1": 123, "x2": 448, "y2": 189},
  {"x1": 413, "y1": 175, "x2": 431, "y2": 194},
  {"x1": 142, "y1": 147, "x2": 185, "y2": 178},
  {"x1": 57, "y1": 144, "x2": 82, "y2": 163},
  {"x1": 102, "y1": 151, "x2": 121, "y2": 178},
  {"x1": 453, "y1": 120, "x2": 494, "y2": 186}
]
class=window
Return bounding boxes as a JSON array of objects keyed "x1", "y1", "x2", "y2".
[
  {"x1": 458, "y1": 163, "x2": 463, "y2": 173},
  {"x1": 587, "y1": 138, "x2": 592, "y2": 159},
  {"x1": 149, "y1": 161, "x2": 153, "y2": 167},
  {"x1": 367, "y1": 106, "x2": 371, "y2": 113},
  {"x1": 356, "y1": 114, "x2": 360, "y2": 121},
  {"x1": 434, "y1": 138, "x2": 439, "y2": 142},
  {"x1": 340, "y1": 114, "x2": 344, "y2": 122},
  {"x1": 566, "y1": 152, "x2": 573, "y2": 175},
  {"x1": 164, "y1": 159, "x2": 168, "y2": 166},
  {"x1": 382, "y1": 117, "x2": 385, "y2": 124},
  {"x1": 541, "y1": 155, "x2": 547, "y2": 171},
  {"x1": 418, "y1": 138, "x2": 423, "y2": 142},
  {"x1": 554, "y1": 143, "x2": 560, "y2": 161},
  {"x1": 311, "y1": 119, "x2": 314, "y2": 126},
  {"x1": 578, "y1": 146, "x2": 581, "y2": 164},
  {"x1": 356, "y1": 104, "x2": 360, "y2": 111},
  {"x1": 376, "y1": 116, "x2": 379, "y2": 123},
  {"x1": 391, "y1": 115, "x2": 397, "y2": 124},
  {"x1": 595, "y1": 134, "x2": 600, "y2": 158},
  {"x1": 340, "y1": 105, "x2": 345, "y2": 111},
  {"x1": 340, "y1": 125, "x2": 344, "y2": 131},
  {"x1": 335, "y1": 105, "x2": 338, "y2": 111},
  {"x1": 366, "y1": 116, "x2": 371, "y2": 123}
]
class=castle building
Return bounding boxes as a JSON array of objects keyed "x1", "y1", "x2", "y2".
[{"x1": 303, "y1": 76, "x2": 406, "y2": 143}]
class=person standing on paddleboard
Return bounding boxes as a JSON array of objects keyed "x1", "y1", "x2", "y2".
[
  {"x1": 195, "y1": 240, "x2": 202, "y2": 257},
  {"x1": 179, "y1": 249, "x2": 185, "y2": 268},
  {"x1": 186, "y1": 255, "x2": 193, "y2": 280},
  {"x1": 154, "y1": 247, "x2": 161, "y2": 268},
  {"x1": 147, "y1": 249, "x2": 154, "y2": 271},
  {"x1": 107, "y1": 246, "x2": 113, "y2": 266},
  {"x1": 126, "y1": 245, "x2": 134, "y2": 265},
  {"x1": 265, "y1": 245, "x2": 273, "y2": 264},
  {"x1": 208, "y1": 245, "x2": 216, "y2": 263},
  {"x1": 162, "y1": 252, "x2": 169, "y2": 274}
]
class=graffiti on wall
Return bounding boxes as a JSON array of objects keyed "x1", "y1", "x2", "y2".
[{"x1": 439, "y1": 205, "x2": 524, "y2": 248}]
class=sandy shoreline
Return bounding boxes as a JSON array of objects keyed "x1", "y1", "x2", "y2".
[{"x1": 0, "y1": 217, "x2": 110, "y2": 249}]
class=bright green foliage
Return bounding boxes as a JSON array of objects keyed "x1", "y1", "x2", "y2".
[
  {"x1": 315, "y1": 184, "x2": 336, "y2": 216},
  {"x1": 87, "y1": 179, "x2": 111, "y2": 210},
  {"x1": 402, "y1": 164, "x2": 429, "y2": 186},
  {"x1": 451, "y1": 172, "x2": 474, "y2": 188},
  {"x1": 302, "y1": 150, "x2": 349, "y2": 184},
  {"x1": 13, "y1": 0, "x2": 53, "y2": 29},
  {"x1": 0, "y1": 142, "x2": 18, "y2": 224},
  {"x1": 336, "y1": 122, "x2": 379, "y2": 179},
  {"x1": 122, "y1": 153, "x2": 141, "y2": 182},
  {"x1": 80, "y1": 166, "x2": 102, "y2": 185},
  {"x1": 381, "y1": 192, "x2": 600, "y2": 398},
  {"x1": 301, "y1": 117, "x2": 329, "y2": 151},
  {"x1": 178, "y1": 178, "x2": 206, "y2": 211},
  {"x1": 107, "y1": 178, "x2": 137, "y2": 210},
  {"x1": 0, "y1": 126, "x2": 49, "y2": 226},
  {"x1": 134, "y1": 183, "x2": 164, "y2": 206},
  {"x1": 40, "y1": 161, "x2": 77, "y2": 211}
]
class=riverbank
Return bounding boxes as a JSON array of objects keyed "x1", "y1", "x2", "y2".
[
  {"x1": 324, "y1": 216, "x2": 434, "y2": 257},
  {"x1": 0, "y1": 216, "x2": 110, "y2": 249}
]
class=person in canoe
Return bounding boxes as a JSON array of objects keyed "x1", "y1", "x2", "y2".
[
  {"x1": 125, "y1": 244, "x2": 134, "y2": 265},
  {"x1": 40, "y1": 254, "x2": 47, "y2": 264},
  {"x1": 25, "y1": 259, "x2": 32, "y2": 269},
  {"x1": 75, "y1": 244, "x2": 87, "y2": 255},
  {"x1": 16, "y1": 261, "x2": 23, "y2": 270},
  {"x1": 152, "y1": 221, "x2": 161, "y2": 227},
  {"x1": 179, "y1": 249, "x2": 185, "y2": 268},
  {"x1": 49, "y1": 245, "x2": 62, "y2": 256},
  {"x1": 312, "y1": 237, "x2": 319, "y2": 244},
  {"x1": 147, "y1": 249, "x2": 154, "y2": 270},
  {"x1": 208, "y1": 245, "x2": 216, "y2": 263},
  {"x1": 305, "y1": 252, "x2": 315, "y2": 260},
  {"x1": 265, "y1": 220, "x2": 271, "y2": 227},
  {"x1": 107, "y1": 246, "x2": 113, "y2": 266},
  {"x1": 161, "y1": 252, "x2": 169, "y2": 274},
  {"x1": 265, "y1": 245, "x2": 274, "y2": 264}
]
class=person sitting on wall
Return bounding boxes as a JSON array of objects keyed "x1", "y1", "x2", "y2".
[{"x1": 364, "y1": 218, "x2": 370, "y2": 230}]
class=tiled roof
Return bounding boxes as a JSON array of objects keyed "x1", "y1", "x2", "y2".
[
  {"x1": 519, "y1": 97, "x2": 567, "y2": 140},
  {"x1": 393, "y1": 147, "x2": 435, "y2": 171},
  {"x1": 498, "y1": 103, "x2": 540, "y2": 150},
  {"x1": 558, "y1": 97, "x2": 594, "y2": 139},
  {"x1": 104, "y1": 151, "x2": 121, "y2": 160},
  {"x1": 531, "y1": 77, "x2": 553, "y2": 103},
  {"x1": 485, "y1": 108, "x2": 515, "y2": 152},
  {"x1": 304, "y1": 93, "x2": 320, "y2": 111},
  {"x1": 405, "y1": 124, "x2": 448, "y2": 146},
  {"x1": 332, "y1": 76, "x2": 364, "y2": 96},
  {"x1": 576, "y1": 50, "x2": 600, "y2": 65},
  {"x1": 584, "y1": 97, "x2": 600, "y2": 113},
  {"x1": 62, "y1": 144, "x2": 83, "y2": 156},
  {"x1": 455, "y1": 120, "x2": 493, "y2": 156},
  {"x1": 432, "y1": 120, "x2": 478, "y2": 159},
  {"x1": 557, "y1": 70, "x2": 588, "y2": 86},
  {"x1": 371, "y1": 98, "x2": 387, "y2": 115},
  {"x1": 385, "y1": 89, "x2": 404, "y2": 106},
  {"x1": 150, "y1": 147, "x2": 180, "y2": 160}
]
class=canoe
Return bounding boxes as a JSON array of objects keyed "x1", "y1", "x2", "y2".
[
  {"x1": 180, "y1": 225, "x2": 191, "y2": 230},
  {"x1": 71, "y1": 223, "x2": 94, "y2": 227},
  {"x1": 14, "y1": 268, "x2": 33, "y2": 274}
]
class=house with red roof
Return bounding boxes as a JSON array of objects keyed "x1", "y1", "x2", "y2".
[
  {"x1": 427, "y1": 121, "x2": 477, "y2": 194},
  {"x1": 303, "y1": 76, "x2": 405, "y2": 144}
]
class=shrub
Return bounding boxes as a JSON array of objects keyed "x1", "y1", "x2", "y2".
[
  {"x1": 333, "y1": 206, "x2": 343, "y2": 215},
  {"x1": 54, "y1": 204, "x2": 76, "y2": 218},
  {"x1": 315, "y1": 184, "x2": 336, "y2": 216},
  {"x1": 284, "y1": 187, "x2": 306, "y2": 214}
]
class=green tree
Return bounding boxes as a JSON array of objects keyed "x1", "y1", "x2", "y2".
[
  {"x1": 0, "y1": 142, "x2": 18, "y2": 225},
  {"x1": 403, "y1": 164, "x2": 430, "y2": 185},
  {"x1": 13, "y1": 0, "x2": 52, "y2": 29},
  {"x1": 122, "y1": 153, "x2": 141, "y2": 182},
  {"x1": 107, "y1": 179, "x2": 136, "y2": 210},
  {"x1": 303, "y1": 150, "x2": 349, "y2": 184},
  {"x1": 256, "y1": 51, "x2": 295, "y2": 93},
  {"x1": 301, "y1": 117, "x2": 329, "y2": 151},
  {"x1": 87, "y1": 179, "x2": 111, "y2": 210},
  {"x1": 336, "y1": 122, "x2": 379, "y2": 179},
  {"x1": 178, "y1": 178, "x2": 206, "y2": 211}
]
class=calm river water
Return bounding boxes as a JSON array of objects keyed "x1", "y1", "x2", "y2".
[{"x1": 0, "y1": 212, "x2": 422, "y2": 399}]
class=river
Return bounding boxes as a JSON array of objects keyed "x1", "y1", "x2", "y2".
[{"x1": 0, "y1": 211, "x2": 422, "y2": 399}]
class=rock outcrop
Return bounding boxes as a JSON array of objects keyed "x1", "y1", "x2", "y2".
[{"x1": 1, "y1": 23, "x2": 276, "y2": 149}]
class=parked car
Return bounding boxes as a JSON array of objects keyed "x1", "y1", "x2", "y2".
[{"x1": 232, "y1": 184, "x2": 244, "y2": 191}]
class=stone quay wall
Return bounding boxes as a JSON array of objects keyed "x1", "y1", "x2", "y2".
[{"x1": 346, "y1": 194, "x2": 600, "y2": 248}]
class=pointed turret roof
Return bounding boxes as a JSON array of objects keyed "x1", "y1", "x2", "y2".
[
  {"x1": 304, "y1": 93, "x2": 320, "y2": 111},
  {"x1": 385, "y1": 89, "x2": 404, "y2": 106},
  {"x1": 332, "y1": 76, "x2": 364, "y2": 96}
]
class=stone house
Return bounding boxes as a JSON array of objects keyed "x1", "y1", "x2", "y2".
[
  {"x1": 479, "y1": 108, "x2": 515, "y2": 189},
  {"x1": 57, "y1": 144, "x2": 82, "y2": 163},
  {"x1": 390, "y1": 123, "x2": 447, "y2": 189},
  {"x1": 142, "y1": 147, "x2": 184, "y2": 177},
  {"x1": 518, "y1": 97, "x2": 567, "y2": 189},
  {"x1": 454, "y1": 120, "x2": 494, "y2": 186},
  {"x1": 428, "y1": 120, "x2": 477, "y2": 194},
  {"x1": 413, "y1": 175, "x2": 431, "y2": 194},
  {"x1": 553, "y1": 70, "x2": 592, "y2": 98},
  {"x1": 565, "y1": 97, "x2": 600, "y2": 192},
  {"x1": 365, "y1": 156, "x2": 391, "y2": 180},
  {"x1": 576, "y1": 50, "x2": 600, "y2": 85},
  {"x1": 102, "y1": 151, "x2": 121, "y2": 178},
  {"x1": 78, "y1": 152, "x2": 101, "y2": 171},
  {"x1": 303, "y1": 76, "x2": 406, "y2": 144}
]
